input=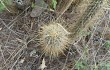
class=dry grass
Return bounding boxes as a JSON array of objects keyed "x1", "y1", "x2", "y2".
[{"x1": 0, "y1": 0, "x2": 110, "y2": 70}]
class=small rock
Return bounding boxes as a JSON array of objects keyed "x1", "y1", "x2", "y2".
[{"x1": 30, "y1": 0, "x2": 48, "y2": 17}]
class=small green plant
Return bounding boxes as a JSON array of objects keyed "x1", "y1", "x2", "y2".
[
  {"x1": 75, "y1": 61, "x2": 85, "y2": 70},
  {"x1": 100, "y1": 61, "x2": 110, "y2": 70},
  {"x1": 31, "y1": 2, "x2": 36, "y2": 8},
  {"x1": 0, "y1": 0, "x2": 12, "y2": 12},
  {"x1": 105, "y1": 41, "x2": 110, "y2": 48},
  {"x1": 51, "y1": 0, "x2": 57, "y2": 9},
  {"x1": 94, "y1": 65, "x2": 98, "y2": 70},
  {"x1": 75, "y1": 59, "x2": 90, "y2": 70},
  {"x1": 0, "y1": 2, "x2": 5, "y2": 12}
]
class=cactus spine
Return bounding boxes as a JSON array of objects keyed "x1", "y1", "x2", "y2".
[{"x1": 39, "y1": 22, "x2": 70, "y2": 57}]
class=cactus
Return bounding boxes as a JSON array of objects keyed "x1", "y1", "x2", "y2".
[
  {"x1": 70, "y1": 0, "x2": 103, "y2": 41},
  {"x1": 39, "y1": 22, "x2": 70, "y2": 57}
]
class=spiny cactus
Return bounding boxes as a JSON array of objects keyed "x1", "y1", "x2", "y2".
[
  {"x1": 39, "y1": 22, "x2": 70, "y2": 57},
  {"x1": 70, "y1": 0, "x2": 103, "y2": 41}
]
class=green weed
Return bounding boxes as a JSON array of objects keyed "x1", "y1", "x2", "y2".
[
  {"x1": 75, "y1": 61, "x2": 85, "y2": 70},
  {"x1": 0, "y1": 2, "x2": 5, "y2": 12},
  {"x1": 105, "y1": 41, "x2": 110, "y2": 48},
  {"x1": 51, "y1": 0, "x2": 57, "y2": 9},
  {"x1": 100, "y1": 61, "x2": 110, "y2": 70}
]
